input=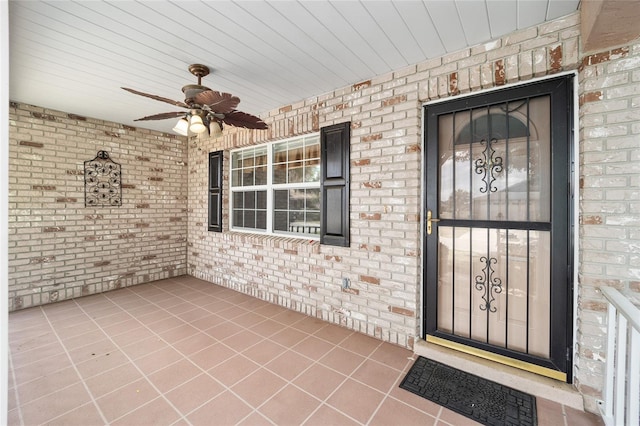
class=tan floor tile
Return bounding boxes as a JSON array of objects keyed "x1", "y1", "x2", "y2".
[
  {"x1": 237, "y1": 411, "x2": 275, "y2": 426},
  {"x1": 266, "y1": 349, "x2": 314, "y2": 381},
  {"x1": 303, "y1": 404, "x2": 360, "y2": 426},
  {"x1": 111, "y1": 396, "x2": 182, "y2": 426},
  {"x1": 536, "y1": 397, "x2": 567, "y2": 426},
  {"x1": 338, "y1": 332, "x2": 382, "y2": 357},
  {"x1": 291, "y1": 316, "x2": 329, "y2": 334},
  {"x1": 10, "y1": 340, "x2": 65, "y2": 369},
  {"x1": 388, "y1": 376, "x2": 443, "y2": 417},
  {"x1": 66, "y1": 338, "x2": 119, "y2": 365},
  {"x1": 55, "y1": 321, "x2": 101, "y2": 340},
  {"x1": 313, "y1": 324, "x2": 353, "y2": 344},
  {"x1": 190, "y1": 342, "x2": 237, "y2": 371},
  {"x1": 75, "y1": 349, "x2": 129, "y2": 379},
  {"x1": 172, "y1": 331, "x2": 217, "y2": 355},
  {"x1": 369, "y1": 342, "x2": 414, "y2": 371},
  {"x1": 319, "y1": 346, "x2": 366, "y2": 376},
  {"x1": 233, "y1": 311, "x2": 270, "y2": 328},
  {"x1": 251, "y1": 318, "x2": 287, "y2": 337},
  {"x1": 203, "y1": 320, "x2": 244, "y2": 340},
  {"x1": 120, "y1": 335, "x2": 167, "y2": 360},
  {"x1": 260, "y1": 384, "x2": 321, "y2": 425},
  {"x1": 437, "y1": 408, "x2": 482, "y2": 425},
  {"x1": 187, "y1": 391, "x2": 253, "y2": 425},
  {"x1": 134, "y1": 346, "x2": 184, "y2": 375},
  {"x1": 326, "y1": 379, "x2": 385, "y2": 424},
  {"x1": 84, "y1": 362, "x2": 143, "y2": 397},
  {"x1": 45, "y1": 402, "x2": 106, "y2": 426},
  {"x1": 109, "y1": 324, "x2": 155, "y2": 347},
  {"x1": 292, "y1": 336, "x2": 335, "y2": 359},
  {"x1": 8, "y1": 278, "x2": 604, "y2": 426},
  {"x1": 242, "y1": 338, "x2": 286, "y2": 365},
  {"x1": 13, "y1": 352, "x2": 72, "y2": 384},
  {"x1": 565, "y1": 404, "x2": 605, "y2": 425},
  {"x1": 96, "y1": 378, "x2": 160, "y2": 422},
  {"x1": 7, "y1": 408, "x2": 21, "y2": 426},
  {"x1": 16, "y1": 366, "x2": 80, "y2": 404},
  {"x1": 293, "y1": 363, "x2": 347, "y2": 401},
  {"x1": 20, "y1": 382, "x2": 92, "y2": 425},
  {"x1": 232, "y1": 367, "x2": 288, "y2": 408},
  {"x1": 208, "y1": 354, "x2": 260, "y2": 386},
  {"x1": 165, "y1": 373, "x2": 225, "y2": 415},
  {"x1": 148, "y1": 359, "x2": 202, "y2": 393},
  {"x1": 222, "y1": 329, "x2": 263, "y2": 352},
  {"x1": 369, "y1": 397, "x2": 437, "y2": 426},
  {"x1": 253, "y1": 302, "x2": 288, "y2": 318},
  {"x1": 145, "y1": 315, "x2": 188, "y2": 334},
  {"x1": 352, "y1": 359, "x2": 403, "y2": 393},
  {"x1": 272, "y1": 309, "x2": 308, "y2": 326}
]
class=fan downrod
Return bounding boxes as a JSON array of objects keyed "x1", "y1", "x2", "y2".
[{"x1": 188, "y1": 64, "x2": 210, "y2": 85}]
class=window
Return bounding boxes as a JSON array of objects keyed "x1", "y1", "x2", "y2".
[
  {"x1": 222, "y1": 122, "x2": 350, "y2": 246},
  {"x1": 230, "y1": 134, "x2": 321, "y2": 237}
]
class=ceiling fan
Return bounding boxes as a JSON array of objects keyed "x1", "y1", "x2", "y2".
[{"x1": 122, "y1": 64, "x2": 268, "y2": 136}]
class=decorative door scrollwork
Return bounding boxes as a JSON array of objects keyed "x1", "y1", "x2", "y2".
[
  {"x1": 474, "y1": 256, "x2": 503, "y2": 313},
  {"x1": 84, "y1": 150, "x2": 122, "y2": 207},
  {"x1": 474, "y1": 138, "x2": 503, "y2": 193}
]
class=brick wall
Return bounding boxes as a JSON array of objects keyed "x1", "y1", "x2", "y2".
[
  {"x1": 8, "y1": 103, "x2": 188, "y2": 310},
  {"x1": 576, "y1": 43, "x2": 640, "y2": 412},
  {"x1": 188, "y1": 14, "x2": 581, "y2": 351}
]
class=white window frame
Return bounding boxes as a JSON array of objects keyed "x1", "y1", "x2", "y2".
[{"x1": 229, "y1": 133, "x2": 321, "y2": 239}]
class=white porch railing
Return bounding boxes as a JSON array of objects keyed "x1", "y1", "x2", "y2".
[{"x1": 598, "y1": 286, "x2": 640, "y2": 426}]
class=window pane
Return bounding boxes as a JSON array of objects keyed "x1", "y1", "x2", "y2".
[
  {"x1": 274, "y1": 211, "x2": 288, "y2": 231},
  {"x1": 255, "y1": 166, "x2": 267, "y2": 185},
  {"x1": 232, "y1": 134, "x2": 320, "y2": 236},
  {"x1": 275, "y1": 190, "x2": 288, "y2": 209},
  {"x1": 288, "y1": 162, "x2": 303, "y2": 183},
  {"x1": 245, "y1": 210, "x2": 255, "y2": 228},
  {"x1": 290, "y1": 190, "x2": 304, "y2": 210},
  {"x1": 244, "y1": 191, "x2": 255, "y2": 209},
  {"x1": 256, "y1": 191, "x2": 267, "y2": 209},
  {"x1": 233, "y1": 209, "x2": 243, "y2": 227},
  {"x1": 306, "y1": 188, "x2": 320, "y2": 209},
  {"x1": 232, "y1": 170, "x2": 241, "y2": 187},
  {"x1": 233, "y1": 192, "x2": 243, "y2": 208},
  {"x1": 273, "y1": 163, "x2": 286, "y2": 184},
  {"x1": 304, "y1": 159, "x2": 320, "y2": 182},
  {"x1": 256, "y1": 211, "x2": 267, "y2": 230}
]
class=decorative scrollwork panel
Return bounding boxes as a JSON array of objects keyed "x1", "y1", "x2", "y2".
[
  {"x1": 474, "y1": 255, "x2": 503, "y2": 313},
  {"x1": 84, "y1": 151, "x2": 122, "y2": 207},
  {"x1": 474, "y1": 138, "x2": 503, "y2": 194}
]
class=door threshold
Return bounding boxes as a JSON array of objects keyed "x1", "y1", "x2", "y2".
[{"x1": 414, "y1": 338, "x2": 584, "y2": 411}]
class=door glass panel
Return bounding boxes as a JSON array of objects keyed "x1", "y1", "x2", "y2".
[
  {"x1": 438, "y1": 96, "x2": 551, "y2": 222},
  {"x1": 437, "y1": 226, "x2": 550, "y2": 357}
]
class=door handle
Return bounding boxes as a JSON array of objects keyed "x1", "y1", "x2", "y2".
[{"x1": 426, "y1": 210, "x2": 440, "y2": 235}]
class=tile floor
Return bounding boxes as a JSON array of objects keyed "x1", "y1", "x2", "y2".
[{"x1": 8, "y1": 276, "x2": 604, "y2": 426}]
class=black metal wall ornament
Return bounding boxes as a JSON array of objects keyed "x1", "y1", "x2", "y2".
[
  {"x1": 84, "y1": 150, "x2": 122, "y2": 207},
  {"x1": 474, "y1": 256, "x2": 503, "y2": 313},
  {"x1": 474, "y1": 138, "x2": 503, "y2": 193}
]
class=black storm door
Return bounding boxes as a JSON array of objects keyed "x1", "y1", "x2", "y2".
[{"x1": 424, "y1": 76, "x2": 574, "y2": 382}]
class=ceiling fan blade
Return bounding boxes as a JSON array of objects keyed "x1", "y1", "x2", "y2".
[
  {"x1": 122, "y1": 87, "x2": 189, "y2": 109},
  {"x1": 192, "y1": 90, "x2": 240, "y2": 113},
  {"x1": 134, "y1": 111, "x2": 185, "y2": 121},
  {"x1": 222, "y1": 110, "x2": 268, "y2": 130}
]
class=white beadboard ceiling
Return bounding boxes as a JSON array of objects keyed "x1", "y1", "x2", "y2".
[{"x1": 8, "y1": 0, "x2": 580, "y2": 135}]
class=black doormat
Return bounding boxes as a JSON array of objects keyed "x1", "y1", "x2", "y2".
[{"x1": 400, "y1": 356, "x2": 537, "y2": 426}]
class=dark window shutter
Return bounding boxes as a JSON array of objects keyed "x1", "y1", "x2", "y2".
[
  {"x1": 320, "y1": 122, "x2": 350, "y2": 247},
  {"x1": 208, "y1": 150, "x2": 223, "y2": 232}
]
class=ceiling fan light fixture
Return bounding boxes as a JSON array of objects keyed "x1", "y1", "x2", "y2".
[
  {"x1": 172, "y1": 117, "x2": 189, "y2": 136},
  {"x1": 210, "y1": 120, "x2": 223, "y2": 137},
  {"x1": 189, "y1": 114, "x2": 207, "y2": 134}
]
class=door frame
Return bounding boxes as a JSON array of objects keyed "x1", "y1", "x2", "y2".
[{"x1": 419, "y1": 72, "x2": 578, "y2": 382}]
